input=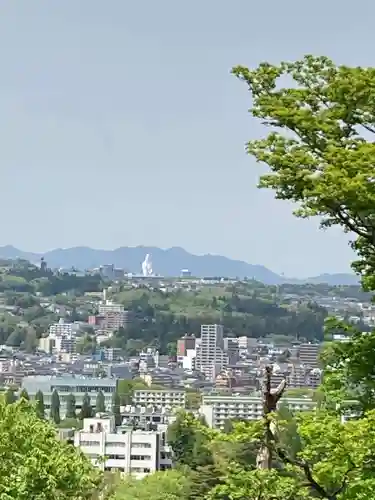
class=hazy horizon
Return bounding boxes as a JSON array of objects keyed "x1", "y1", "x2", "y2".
[
  {"x1": 0, "y1": 243, "x2": 356, "y2": 279},
  {"x1": 0, "y1": 1, "x2": 370, "y2": 276}
]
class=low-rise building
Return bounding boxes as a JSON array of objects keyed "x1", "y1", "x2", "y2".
[
  {"x1": 74, "y1": 415, "x2": 172, "y2": 478},
  {"x1": 133, "y1": 389, "x2": 186, "y2": 409},
  {"x1": 120, "y1": 405, "x2": 176, "y2": 429},
  {"x1": 200, "y1": 394, "x2": 316, "y2": 429},
  {"x1": 22, "y1": 375, "x2": 117, "y2": 417},
  {"x1": 98, "y1": 302, "x2": 124, "y2": 315}
]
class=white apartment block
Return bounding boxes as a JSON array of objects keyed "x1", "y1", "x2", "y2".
[
  {"x1": 200, "y1": 394, "x2": 316, "y2": 429},
  {"x1": 39, "y1": 332, "x2": 76, "y2": 355},
  {"x1": 49, "y1": 318, "x2": 73, "y2": 337},
  {"x1": 133, "y1": 389, "x2": 186, "y2": 409},
  {"x1": 74, "y1": 416, "x2": 172, "y2": 478},
  {"x1": 99, "y1": 302, "x2": 124, "y2": 315},
  {"x1": 195, "y1": 324, "x2": 228, "y2": 381}
]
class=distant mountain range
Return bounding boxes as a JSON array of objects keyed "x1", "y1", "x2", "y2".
[{"x1": 0, "y1": 245, "x2": 359, "y2": 286}]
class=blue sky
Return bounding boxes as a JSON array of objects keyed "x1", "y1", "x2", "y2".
[{"x1": 0, "y1": 1, "x2": 370, "y2": 277}]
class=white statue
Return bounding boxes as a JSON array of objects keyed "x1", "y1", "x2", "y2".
[{"x1": 141, "y1": 254, "x2": 153, "y2": 276}]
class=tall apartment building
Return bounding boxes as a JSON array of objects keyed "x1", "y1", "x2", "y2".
[
  {"x1": 200, "y1": 394, "x2": 316, "y2": 429},
  {"x1": 74, "y1": 415, "x2": 172, "y2": 478},
  {"x1": 22, "y1": 375, "x2": 117, "y2": 418},
  {"x1": 298, "y1": 343, "x2": 321, "y2": 368},
  {"x1": 195, "y1": 324, "x2": 228, "y2": 381},
  {"x1": 40, "y1": 319, "x2": 77, "y2": 355}
]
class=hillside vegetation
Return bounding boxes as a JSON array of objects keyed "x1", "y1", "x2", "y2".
[{"x1": 0, "y1": 258, "x2": 368, "y2": 355}]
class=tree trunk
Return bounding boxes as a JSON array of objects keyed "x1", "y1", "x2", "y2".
[{"x1": 256, "y1": 365, "x2": 286, "y2": 469}]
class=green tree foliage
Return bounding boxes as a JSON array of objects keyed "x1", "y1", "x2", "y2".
[
  {"x1": 160, "y1": 408, "x2": 375, "y2": 499},
  {"x1": 106, "y1": 288, "x2": 327, "y2": 353},
  {"x1": 117, "y1": 379, "x2": 135, "y2": 405},
  {"x1": 50, "y1": 389, "x2": 61, "y2": 424},
  {"x1": 5, "y1": 327, "x2": 26, "y2": 347},
  {"x1": 113, "y1": 469, "x2": 191, "y2": 500},
  {"x1": 4, "y1": 388, "x2": 16, "y2": 405},
  {"x1": 223, "y1": 419, "x2": 234, "y2": 434},
  {"x1": 112, "y1": 391, "x2": 121, "y2": 426},
  {"x1": 19, "y1": 388, "x2": 29, "y2": 401},
  {"x1": 57, "y1": 417, "x2": 82, "y2": 430},
  {"x1": 320, "y1": 318, "x2": 375, "y2": 413},
  {"x1": 209, "y1": 411, "x2": 375, "y2": 499},
  {"x1": 0, "y1": 398, "x2": 102, "y2": 499},
  {"x1": 22, "y1": 327, "x2": 38, "y2": 353},
  {"x1": 233, "y1": 55, "x2": 375, "y2": 292},
  {"x1": 167, "y1": 412, "x2": 221, "y2": 498},
  {"x1": 185, "y1": 389, "x2": 202, "y2": 410},
  {"x1": 167, "y1": 411, "x2": 204, "y2": 466},
  {"x1": 65, "y1": 393, "x2": 76, "y2": 419},
  {"x1": 0, "y1": 257, "x2": 366, "y2": 351},
  {"x1": 95, "y1": 390, "x2": 106, "y2": 414},
  {"x1": 79, "y1": 393, "x2": 93, "y2": 420},
  {"x1": 35, "y1": 390, "x2": 45, "y2": 419}
]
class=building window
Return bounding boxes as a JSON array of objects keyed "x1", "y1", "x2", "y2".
[
  {"x1": 130, "y1": 455, "x2": 151, "y2": 461},
  {"x1": 80, "y1": 441, "x2": 100, "y2": 446},
  {"x1": 131, "y1": 467, "x2": 149, "y2": 473},
  {"x1": 132, "y1": 443, "x2": 151, "y2": 448},
  {"x1": 160, "y1": 464, "x2": 171, "y2": 470}
]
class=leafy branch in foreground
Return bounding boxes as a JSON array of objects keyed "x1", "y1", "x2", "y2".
[
  {"x1": 208, "y1": 410, "x2": 375, "y2": 499},
  {"x1": 233, "y1": 55, "x2": 375, "y2": 291},
  {"x1": 0, "y1": 398, "x2": 102, "y2": 499}
]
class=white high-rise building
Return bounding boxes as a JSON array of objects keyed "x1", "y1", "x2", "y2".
[{"x1": 195, "y1": 324, "x2": 228, "y2": 381}]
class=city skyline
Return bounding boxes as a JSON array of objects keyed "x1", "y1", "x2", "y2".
[{"x1": 0, "y1": 1, "x2": 370, "y2": 276}]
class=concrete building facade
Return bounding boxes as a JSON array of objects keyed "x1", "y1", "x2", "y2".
[
  {"x1": 74, "y1": 415, "x2": 172, "y2": 478},
  {"x1": 200, "y1": 394, "x2": 316, "y2": 429},
  {"x1": 195, "y1": 324, "x2": 228, "y2": 381},
  {"x1": 133, "y1": 389, "x2": 186, "y2": 409}
]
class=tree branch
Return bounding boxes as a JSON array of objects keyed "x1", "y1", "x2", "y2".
[
  {"x1": 276, "y1": 448, "x2": 329, "y2": 498},
  {"x1": 276, "y1": 447, "x2": 356, "y2": 500},
  {"x1": 330, "y1": 462, "x2": 356, "y2": 497},
  {"x1": 332, "y1": 207, "x2": 371, "y2": 240},
  {"x1": 362, "y1": 123, "x2": 375, "y2": 135}
]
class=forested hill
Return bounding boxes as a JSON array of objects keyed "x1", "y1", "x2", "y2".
[
  {"x1": 109, "y1": 284, "x2": 328, "y2": 354},
  {"x1": 0, "y1": 258, "x2": 369, "y2": 355}
]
